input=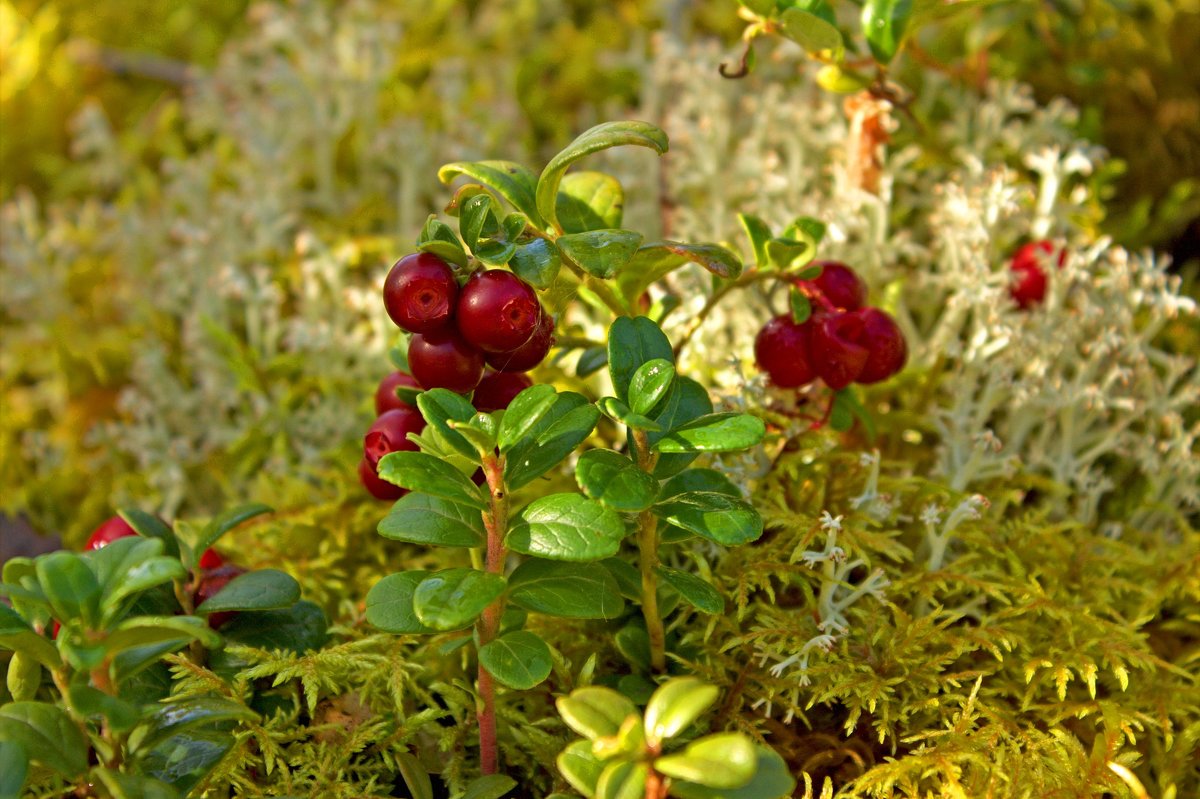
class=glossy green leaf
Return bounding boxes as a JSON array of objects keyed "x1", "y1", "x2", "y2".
[
  {"x1": 655, "y1": 733, "x2": 756, "y2": 789},
  {"x1": 575, "y1": 346, "x2": 608, "y2": 377},
  {"x1": 505, "y1": 394, "x2": 601, "y2": 490},
  {"x1": 779, "y1": 5, "x2": 844, "y2": 56},
  {"x1": 537, "y1": 121, "x2": 668, "y2": 232},
  {"x1": 377, "y1": 451, "x2": 486, "y2": 509},
  {"x1": 641, "y1": 376, "x2": 713, "y2": 479},
  {"x1": 365, "y1": 572, "x2": 436, "y2": 634},
  {"x1": 90, "y1": 769, "x2": 180, "y2": 799},
  {"x1": 0, "y1": 740, "x2": 27, "y2": 799},
  {"x1": 459, "y1": 774, "x2": 518, "y2": 799},
  {"x1": 131, "y1": 696, "x2": 258, "y2": 757},
  {"x1": 653, "y1": 241, "x2": 743, "y2": 280},
  {"x1": 211, "y1": 601, "x2": 328, "y2": 676},
  {"x1": 669, "y1": 745, "x2": 796, "y2": 799},
  {"x1": 118, "y1": 509, "x2": 179, "y2": 558},
  {"x1": 412, "y1": 569, "x2": 505, "y2": 631},
  {"x1": 473, "y1": 238, "x2": 517, "y2": 267},
  {"x1": 104, "y1": 615, "x2": 220, "y2": 652},
  {"x1": 478, "y1": 630, "x2": 553, "y2": 690},
  {"x1": 378, "y1": 493, "x2": 485, "y2": 548},
  {"x1": 654, "y1": 492, "x2": 763, "y2": 546},
  {"x1": 507, "y1": 559, "x2": 625, "y2": 619},
  {"x1": 192, "y1": 504, "x2": 272, "y2": 568},
  {"x1": 557, "y1": 229, "x2": 643, "y2": 279},
  {"x1": 0, "y1": 604, "x2": 60, "y2": 669},
  {"x1": 658, "y1": 468, "x2": 741, "y2": 500},
  {"x1": 417, "y1": 238, "x2": 469, "y2": 269},
  {"x1": 418, "y1": 214, "x2": 461, "y2": 246},
  {"x1": 790, "y1": 287, "x2": 812, "y2": 324},
  {"x1": 575, "y1": 449, "x2": 659, "y2": 512},
  {"x1": 557, "y1": 739, "x2": 604, "y2": 795},
  {"x1": 862, "y1": 0, "x2": 913, "y2": 63},
  {"x1": 766, "y1": 236, "x2": 815, "y2": 272},
  {"x1": 438, "y1": 160, "x2": 542, "y2": 226},
  {"x1": 510, "y1": 238, "x2": 562, "y2": 289},
  {"x1": 506, "y1": 494, "x2": 627, "y2": 562},
  {"x1": 737, "y1": 214, "x2": 772, "y2": 268},
  {"x1": 195, "y1": 569, "x2": 299, "y2": 614},
  {"x1": 629, "y1": 358, "x2": 676, "y2": 416},
  {"x1": 644, "y1": 677, "x2": 719, "y2": 744},
  {"x1": 657, "y1": 568, "x2": 723, "y2": 614},
  {"x1": 449, "y1": 413, "x2": 498, "y2": 455},
  {"x1": 0, "y1": 702, "x2": 88, "y2": 779},
  {"x1": 607, "y1": 316, "x2": 674, "y2": 405},
  {"x1": 103, "y1": 557, "x2": 187, "y2": 620},
  {"x1": 35, "y1": 552, "x2": 100, "y2": 626},
  {"x1": 416, "y1": 388, "x2": 479, "y2": 460},
  {"x1": 655, "y1": 413, "x2": 765, "y2": 453},
  {"x1": 460, "y1": 193, "x2": 501, "y2": 253},
  {"x1": 557, "y1": 171, "x2": 624, "y2": 233},
  {"x1": 597, "y1": 396, "x2": 663, "y2": 432},
  {"x1": 497, "y1": 384, "x2": 559, "y2": 451},
  {"x1": 68, "y1": 684, "x2": 140, "y2": 731},
  {"x1": 596, "y1": 760, "x2": 648, "y2": 799},
  {"x1": 137, "y1": 727, "x2": 235, "y2": 796},
  {"x1": 557, "y1": 686, "x2": 638, "y2": 740}
]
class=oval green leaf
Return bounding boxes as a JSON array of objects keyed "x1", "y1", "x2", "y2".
[
  {"x1": 557, "y1": 229, "x2": 643, "y2": 279},
  {"x1": 507, "y1": 558, "x2": 625, "y2": 619},
  {"x1": 412, "y1": 569, "x2": 506, "y2": 631},
  {"x1": 497, "y1": 384, "x2": 559, "y2": 452},
  {"x1": 654, "y1": 413, "x2": 765, "y2": 453},
  {"x1": 505, "y1": 494, "x2": 627, "y2": 562},
  {"x1": 194, "y1": 569, "x2": 299, "y2": 614},
  {"x1": 557, "y1": 739, "x2": 604, "y2": 796},
  {"x1": 862, "y1": 0, "x2": 913, "y2": 63},
  {"x1": 417, "y1": 388, "x2": 480, "y2": 460},
  {"x1": 575, "y1": 449, "x2": 659, "y2": 512},
  {"x1": 556, "y1": 686, "x2": 638, "y2": 740},
  {"x1": 438, "y1": 160, "x2": 542, "y2": 226},
  {"x1": 653, "y1": 491, "x2": 763, "y2": 546},
  {"x1": 378, "y1": 493, "x2": 485, "y2": 548},
  {"x1": 478, "y1": 630, "x2": 553, "y2": 690},
  {"x1": 656, "y1": 567, "x2": 723, "y2": 615},
  {"x1": 377, "y1": 451, "x2": 486, "y2": 509},
  {"x1": 607, "y1": 316, "x2": 674, "y2": 405},
  {"x1": 0, "y1": 702, "x2": 88, "y2": 779},
  {"x1": 510, "y1": 237, "x2": 562, "y2": 289},
  {"x1": 557, "y1": 171, "x2": 624, "y2": 233},
  {"x1": 654, "y1": 732, "x2": 756, "y2": 789},
  {"x1": 628, "y1": 358, "x2": 676, "y2": 416},
  {"x1": 365, "y1": 572, "x2": 435, "y2": 634},
  {"x1": 644, "y1": 677, "x2": 719, "y2": 744}
]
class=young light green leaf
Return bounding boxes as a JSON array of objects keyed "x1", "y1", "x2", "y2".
[
  {"x1": 766, "y1": 237, "x2": 815, "y2": 272},
  {"x1": 654, "y1": 491, "x2": 763, "y2": 546},
  {"x1": 669, "y1": 746, "x2": 797, "y2": 799},
  {"x1": 644, "y1": 677, "x2": 719, "y2": 744},
  {"x1": 412, "y1": 569, "x2": 506, "y2": 631},
  {"x1": 438, "y1": 160, "x2": 542, "y2": 226},
  {"x1": 194, "y1": 570, "x2": 299, "y2": 614},
  {"x1": 629, "y1": 358, "x2": 676, "y2": 416},
  {"x1": 862, "y1": 0, "x2": 913, "y2": 63},
  {"x1": 378, "y1": 493, "x2": 485, "y2": 548},
  {"x1": 779, "y1": 5, "x2": 844, "y2": 57},
  {"x1": 575, "y1": 449, "x2": 659, "y2": 512},
  {"x1": 557, "y1": 229, "x2": 643, "y2": 279},
  {"x1": 35, "y1": 552, "x2": 100, "y2": 626},
  {"x1": 654, "y1": 733, "x2": 756, "y2": 789},
  {"x1": 657, "y1": 567, "x2": 724, "y2": 614},
  {"x1": 597, "y1": 396, "x2": 663, "y2": 432},
  {"x1": 557, "y1": 739, "x2": 605, "y2": 795},
  {"x1": 377, "y1": 451, "x2": 486, "y2": 509},
  {"x1": 365, "y1": 572, "x2": 436, "y2": 635},
  {"x1": 786, "y1": 216, "x2": 827, "y2": 246},
  {"x1": 416, "y1": 388, "x2": 479, "y2": 460},
  {"x1": 6, "y1": 651, "x2": 40, "y2": 701},
  {"x1": 738, "y1": 214, "x2": 772, "y2": 269},
  {"x1": 504, "y1": 394, "x2": 601, "y2": 490},
  {"x1": 510, "y1": 238, "x2": 562, "y2": 289},
  {"x1": 595, "y1": 760, "x2": 648, "y2": 799},
  {"x1": 607, "y1": 316, "x2": 674, "y2": 405},
  {"x1": 507, "y1": 559, "x2": 625, "y2": 619},
  {"x1": 497, "y1": 384, "x2": 559, "y2": 451},
  {"x1": 556, "y1": 686, "x2": 638, "y2": 740},
  {"x1": 557, "y1": 171, "x2": 624, "y2": 233},
  {"x1": 655, "y1": 413, "x2": 765, "y2": 453},
  {"x1": 790, "y1": 287, "x2": 812, "y2": 324},
  {"x1": 506, "y1": 494, "x2": 627, "y2": 562},
  {"x1": 478, "y1": 630, "x2": 553, "y2": 690},
  {"x1": 537, "y1": 121, "x2": 668, "y2": 232},
  {"x1": 0, "y1": 702, "x2": 89, "y2": 779}
]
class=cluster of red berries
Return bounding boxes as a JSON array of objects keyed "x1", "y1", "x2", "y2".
[
  {"x1": 755, "y1": 261, "x2": 908, "y2": 392},
  {"x1": 359, "y1": 253, "x2": 551, "y2": 500},
  {"x1": 1008, "y1": 240, "x2": 1064, "y2": 309}
]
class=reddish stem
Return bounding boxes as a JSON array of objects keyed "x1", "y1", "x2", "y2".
[{"x1": 477, "y1": 455, "x2": 508, "y2": 776}]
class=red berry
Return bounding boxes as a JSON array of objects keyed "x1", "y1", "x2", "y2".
[
  {"x1": 194, "y1": 564, "x2": 247, "y2": 629},
  {"x1": 359, "y1": 457, "x2": 405, "y2": 501},
  {"x1": 853, "y1": 308, "x2": 907, "y2": 384},
  {"x1": 85, "y1": 516, "x2": 137, "y2": 550},
  {"x1": 198, "y1": 549, "x2": 226, "y2": 570},
  {"x1": 364, "y1": 408, "x2": 426, "y2": 468},
  {"x1": 375, "y1": 371, "x2": 420, "y2": 415},
  {"x1": 807, "y1": 261, "x2": 867, "y2": 311},
  {"x1": 51, "y1": 620, "x2": 61, "y2": 639},
  {"x1": 754, "y1": 315, "x2": 817, "y2": 388},
  {"x1": 455, "y1": 270, "x2": 542, "y2": 353},
  {"x1": 383, "y1": 253, "x2": 459, "y2": 334},
  {"x1": 473, "y1": 371, "x2": 533, "y2": 412},
  {"x1": 810, "y1": 311, "x2": 870, "y2": 390},
  {"x1": 1008, "y1": 241, "x2": 1063, "y2": 309},
  {"x1": 409, "y1": 328, "x2": 485, "y2": 393},
  {"x1": 484, "y1": 310, "x2": 554, "y2": 373}
]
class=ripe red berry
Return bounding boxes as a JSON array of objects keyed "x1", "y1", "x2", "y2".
[
  {"x1": 409, "y1": 328, "x2": 485, "y2": 393},
  {"x1": 473, "y1": 371, "x2": 533, "y2": 412},
  {"x1": 194, "y1": 564, "x2": 247, "y2": 629},
  {"x1": 383, "y1": 253, "x2": 459, "y2": 334},
  {"x1": 807, "y1": 261, "x2": 867, "y2": 311},
  {"x1": 1008, "y1": 240, "x2": 1064, "y2": 309},
  {"x1": 198, "y1": 548, "x2": 226, "y2": 570},
  {"x1": 359, "y1": 457, "x2": 405, "y2": 501},
  {"x1": 455, "y1": 270, "x2": 542, "y2": 353},
  {"x1": 754, "y1": 315, "x2": 817, "y2": 388},
  {"x1": 85, "y1": 516, "x2": 137, "y2": 550},
  {"x1": 375, "y1": 371, "x2": 420, "y2": 415},
  {"x1": 810, "y1": 311, "x2": 870, "y2": 390},
  {"x1": 853, "y1": 307, "x2": 908, "y2": 384},
  {"x1": 484, "y1": 310, "x2": 554, "y2": 373},
  {"x1": 364, "y1": 408, "x2": 426, "y2": 468},
  {"x1": 51, "y1": 620, "x2": 61, "y2": 639}
]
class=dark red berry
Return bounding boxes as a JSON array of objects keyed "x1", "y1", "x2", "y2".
[
  {"x1": 471, "y1": 468, "x2": 487, "y2": 486},
  {"x1": 85, "y1": 516, "x2": 137, "y2": 550},
  {"x1": 810, "y1": 311, "x2": 870, "y2": 390},
  {"x1": 853, "y1": 307, "x2": 907, "y2": 384},
  {"x1": 383, "y1": 253, "x2": 459, "y2": 334},
  {"x1": 198, "y1": 548, "x2": 226, "y2": 570},
  {"x1": 473, "y1": 371, "x2": 533, "y2": 412},
  {"x1": 359, "y1": 457, "x2": 405, "y2": 501},
  {"x1": 484, "y1": 310, "x2": 554, "y2": 373},
  {"x1": 364, "y1": 408, "x2": 426, "y2": 468},
  {"x1": 409, "y1": 328, "x2": 485, "y2": 393},
  {"x1": 807, "y1": 261, "x2": 867, "y2": 311},
  {"x1": 51, "y1": 620, "x2": 61, "y2": 639},
  {"x1": 754, "y1": 315, "x2": 817, "y2": 388},
  {"x1": 456, "y1": 270, "x2": 542, "y2": 353},
  {"x1": 1009, "y1": 240, "x2": 1064, "y2": 309},
  {"x1": 375, "y1": 371, "x2": 420, "y2": 415},
  {"x1": 194, "y1": 564, "x2": 247, "y2": 629}
]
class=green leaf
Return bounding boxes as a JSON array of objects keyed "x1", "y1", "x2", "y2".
[
  {"x1": 35, "y1": 552, "x2": 100, "y2": 626},
  {"x1": 118, "y1": 510, "x2": 179, "y2": 558},
  {"x1": 0, "y1": 604, "x2": 61, "y2": 669},
  {"x1": 557, "y1": 686, "x2": 638, "y2": 740},
  {"x1": 438, "y1": 160, "x2": 542, "y2": 226},
  {"x1": 557, "y1": 739, "x2": 604, "y2": 795},
  {"x1": 131, "y1": 696, "x2": 258, "y2": 757},
  {"x1": 418, "y1": 239, "x2": 470, "y2": 269},
  {"x1": 641, "y1": 376, "x2": 714, "y2": 479},
  {"x1": 654, "y1": 492, "x2": 763, "y2": 546},
  {"x1": 378, "y1": 494, "x2": 484, "y2": 548},
  {"x1": 449, "y1": 413, "x2": 499, "y2": 455},
  {"x1": 460, "y1": 193, "x2": 501, "y2": 253},
  {"x1": 412, "y1": 569, "x2": 506, "y2": 631},
  {"x1": 537, "y1": 121, "x2": 668, "y2": 232},
  {"x1": 655, "y1": 413, "x2": 765, "y2": 453},
  {"x1": 417, "y1": 388, "x2": 479, "y2": 460},
  {"x1": 506, "y1": 494, "x2": 627, "y2": 562},
  {"x1": 658, "y1": 468, "x2": 741, "y2": 500},
  {"x1": 137, "y1": 727, "x2": 235, "y2": 796},
  {"x1": 786, "y1": 216, "x2": 827, "y2": 246},
  {"x1": 596, "y1": 760, "x2": 648, "y2": 799},
  {"x1": 816, "y1": 63, "x2": 873, "y2": 94},
  {"x1": 6, "y1": 652, "x2": 40, "y2": 701},
  {"x1": 90, "y1": 769, "x2": 180, "y2": 799},
  {"x1": 779, "y1": 5, "x2": 844, "y2": 56},
  {"x1": 576, "y1": 346, "x2": 609, "y2": 377},
  {"x1": 473, "y1": 238, "x2": 517, "y2": 267},
  {"x1": 459, "y1": 774, "x2": 518, "y2": 799},
  {"x1": 557, "y1": 171, "x2": 624, "y2": 233},
  {"x1": 510, "y1": 238, "x2": 562, "y2": 289},
  {"x1": 397, "y1": 752, "x2": 433, "y2": 799},
  {"x1": 377, "y1": 451, "x2": 486, "y2": 509},
  {"x1": 105, "y1": 615, "x2": 221, "y2": 652},
  {"x1": 657, "y1": 568, "x2": 723, "y2": 614},
  {"x1": 766, "y1": 236, "x2": 815, "y2": 271},
  {"x1": 416, "y1": 216, "x2": 469, "y2": 268},
  {"x1": 644, "y1": 678, "x2": 719, "y2": 744},
  {"x1": 497, "y1": 384, "x2": 559, "y2": 451},
  {"x1": 597, "y1": 396, "x2": 663, "y2": 432},
  {"x1": 213, "y1": 601, "x2": 327, "y2": 665},
  {"x1": 68, "y1": 684, "x2": 140, "y2": 731},
  {"x1": 607, "y1": 316, "x2": 674, "y2": 405},
  {"x1": 365, "y1": 572, "x2": 435, "y2": 634},
  {"x1": 191, "y1": 504, "x2": 271, "y2": 568},
  {"x1": 653, "y1": 241, "x2": 743, "y2": 280},
  {"x1": 557, "y1": 229, "x2": 643, "y2": 279},
  {"x1": 0, "y1": 740, "x2": 27, "y2": 799},
  {"x1": 0, "y1": 702, "x2": 88, "y2": 779},
  {"x1": 737, "y1": 214, "x2": 772, "y2": 269},
  {"x1": 629, "y1": 359, "x2": 676, "y2": 417},
  {"x1": 655, "y1": 733, "x2": 756, "y2": 789},
  {"x1": 504, "y1": 394, "x2": 601, "y2": 490},
  {"x1": 103, "y1": 557, "x2": 187, "y2": 621},
  {"x1": 195, "y1": 569, "x2": 299, "y2": 614},
  {"x1": 862, "y1": 0, "x2": 913, "y2": 63},
  {"x1": 507, "y1": 559, "x2": 625, "y2": 619},
  {"x1": 575, "y1": 449, "x2": 659, "y2": 512},
  {"x1": 668, "y1": 745, "x2": 796, "y2": 799},
  {"x1": 478, "y1": 630, "x2": 553, "y2": 690},
  {"x1": 790, "y1": 287, "x2": 812, "y2": 324}
]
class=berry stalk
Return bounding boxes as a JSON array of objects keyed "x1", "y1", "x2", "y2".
[
  {"x1": 477, "y1": 454, "x2": 509, "y2": 775},
  {"x1": 632, "y1": 428, "x2": 667, "y2": 673}
]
